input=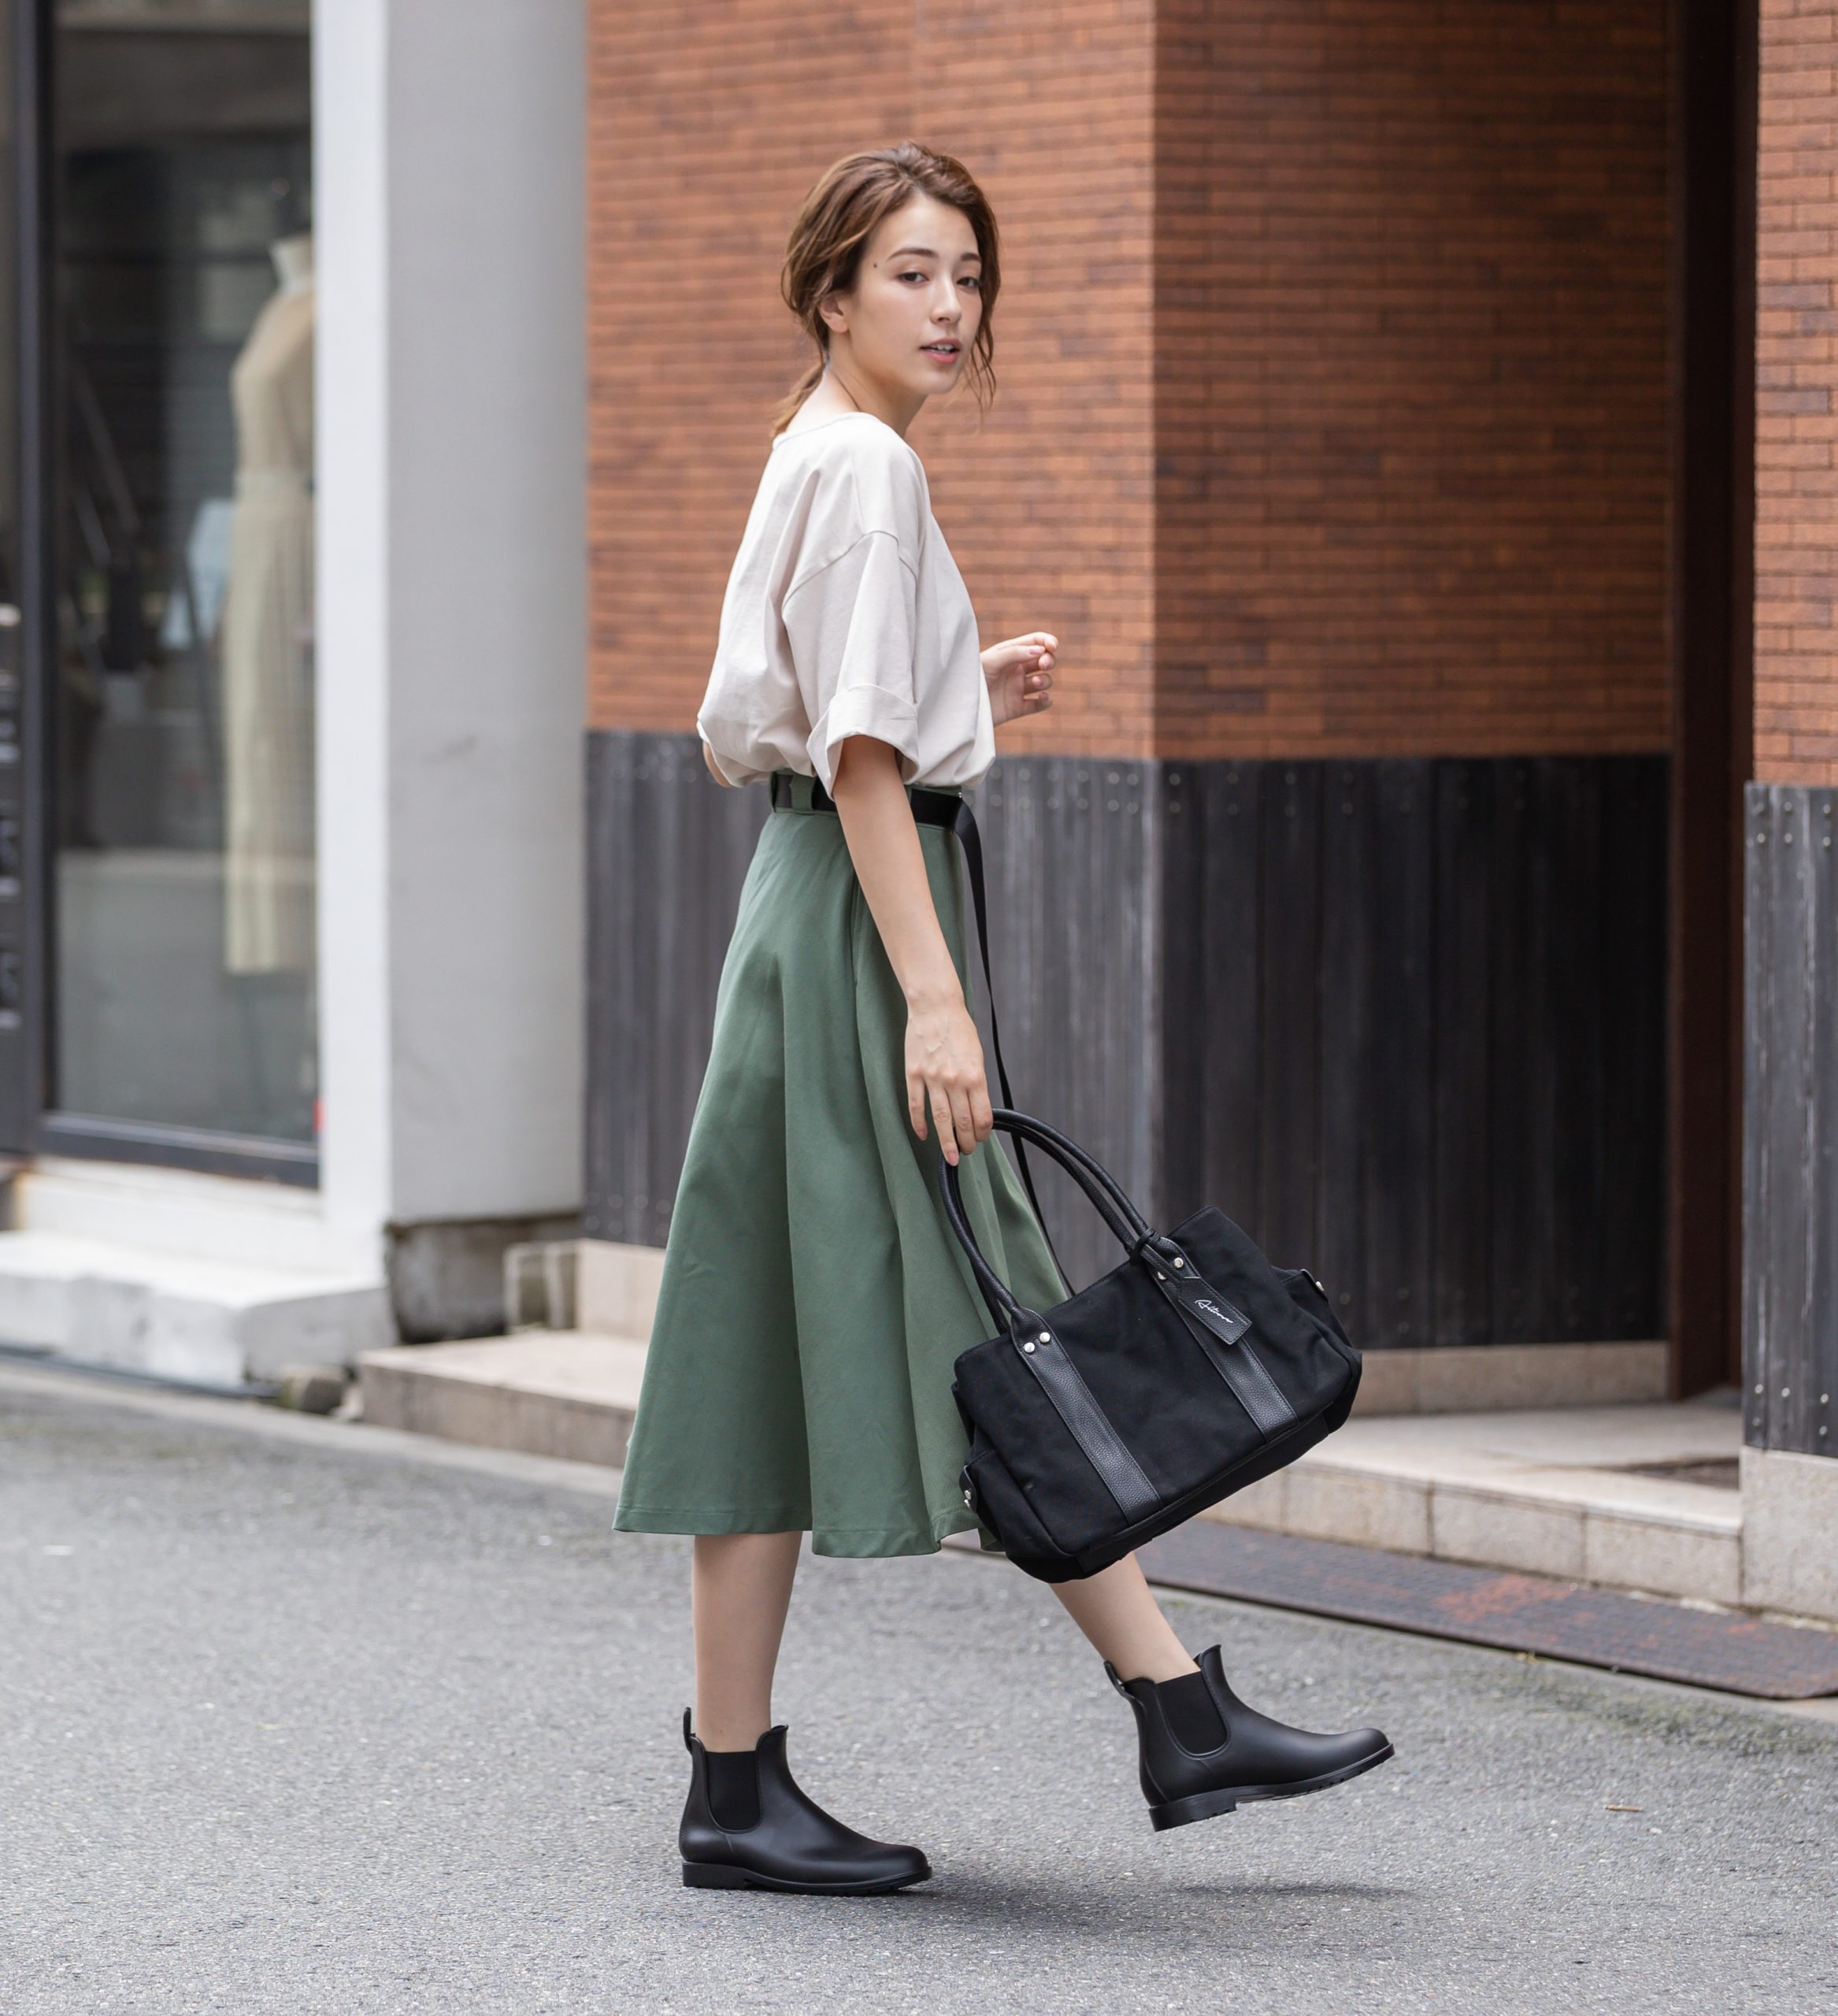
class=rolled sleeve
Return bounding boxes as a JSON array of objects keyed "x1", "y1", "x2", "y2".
[
  {"x1": 695, "y1": 719, "x2": 755, "y2": 788},
  {"x1": 784, "y1": 528, "x2": 922, "y2": 795}
]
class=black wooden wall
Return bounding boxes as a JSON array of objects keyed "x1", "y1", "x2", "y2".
[
  {"x1": 586, "y1": 732, "x2": 1670, "y2": 1354},
  {"x1": 584, "y1": 735, "x2": 770, "y2": 1251},
  {"x1": 1744, "y1": 783, "x2": 1838, "y2": 1457},
  {"x1": 1157, "y1": 757, "x2": 1668, "y2": 1350}
]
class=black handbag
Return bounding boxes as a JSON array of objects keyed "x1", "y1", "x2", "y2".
[{"x1": 937, "y1": 1108, "x2": 1362, "y2": 1583}]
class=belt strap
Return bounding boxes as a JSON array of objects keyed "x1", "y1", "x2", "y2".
[{"x1": 770, "y1": 768, "x2": 1067, "y2": 1293}]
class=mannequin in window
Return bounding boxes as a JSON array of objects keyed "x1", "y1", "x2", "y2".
[{"x1": 220, "y1": 228, "x2": 314, "y2": 975}]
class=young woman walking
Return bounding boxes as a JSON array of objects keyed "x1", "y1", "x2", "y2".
[{"x1": 612, "y1": 142, "x2": 1392, "y2": 1894}]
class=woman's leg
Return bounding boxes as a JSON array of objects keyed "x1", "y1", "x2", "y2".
[
  {"x1": 1050, "y1": 1551, "x2": 1199, "y2": 1682},
  {"x1": 691, "y1": 1531, "x2": 803, "y2": 1750}
]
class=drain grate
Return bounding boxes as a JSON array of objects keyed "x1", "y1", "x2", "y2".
[{"x1": 1128, "y1": 1524, "x2": 1838, "y2": 1699}]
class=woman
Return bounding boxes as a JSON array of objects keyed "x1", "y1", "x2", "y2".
[{"x1": 613, "y1": 142, "x2": 1391, "y2": 1895}]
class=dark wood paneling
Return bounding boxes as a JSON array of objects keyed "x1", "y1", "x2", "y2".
[
  {"x1": 1318, "y1": 762, "x2": 1436, "y2": 1348},
  {"x1": 586, "y1": 734, "x2": 1669, "y2": 1356},
  {"x1": 1430, "y1": 762, "x2": 1495, "y2": 1346},
  {"x1": 977, "y1": 755, "x2": 1157, "y2": 1292},
  {"x1": 1743, "y1": 784, "x2": 1838, "y2": 1457},
  {"x1": 1602, "y1": 757, "x2": 1673, "y2": 1340},
  {"x1": 583, "y1": 732, "x2": 765, "y2": 1245},
  {"x1": 1163, "y1": 751, "x2": 1666, "y2": 1349},
  {"x1": 1317, "y1": 764, "x2": 1373, "y2": 1325},
  {"x1": 1545, "y1": 757, "x2": 1608, "y2": 1343},
  {"x1": 1189, "y1": 761, "x2": 1264, "y2": 1227},
  {"x1": 1257, "y1": 763, "x2": 1323, "y2": 1273},
  {"x1": 1486, "y1": 761, "x2": 1552, "y2": 1340},
  {"x1": 1156, "y1": 758, "x2": 1207, "y2": 1222}
]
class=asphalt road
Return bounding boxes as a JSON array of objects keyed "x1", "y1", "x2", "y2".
[{"x1": 2, "y1": 1366, "x2": 1836, "y2": 2016}]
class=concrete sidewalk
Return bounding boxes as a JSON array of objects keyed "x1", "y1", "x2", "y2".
[{"x1": 2, "y1": 1366, "x2": 1835, "y2": 2016}]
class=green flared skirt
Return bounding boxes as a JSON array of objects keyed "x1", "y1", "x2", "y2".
[{"x1": 611, "y1": 767, "x2": 1069, "y2": 1557}]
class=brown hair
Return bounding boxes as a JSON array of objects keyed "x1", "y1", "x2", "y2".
[{"x1": 770, "y1": 141, "x2": 1001, "y2": 438}]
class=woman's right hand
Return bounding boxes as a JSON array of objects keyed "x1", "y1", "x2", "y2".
[{"x1": 905, "y1": 986, "x2": 994, "y2": 1166}]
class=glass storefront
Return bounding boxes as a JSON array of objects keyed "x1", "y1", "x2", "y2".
[{"x1": 48, "y1": 0, "x2": 315, "y2": 1151}]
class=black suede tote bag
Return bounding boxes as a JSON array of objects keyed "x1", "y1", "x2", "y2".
[{"x1": 938, "y1": 1109, "x2": 1362, "y2": 1583}]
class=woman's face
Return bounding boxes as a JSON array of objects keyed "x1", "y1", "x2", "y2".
[{"x1": 824, "y1": 192, "x2": 983, "y2": 401}]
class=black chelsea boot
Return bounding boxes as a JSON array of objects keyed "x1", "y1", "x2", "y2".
[
  {"x1": 1107, "y1": 1644, "x2": 1394, "y2": 1831},
  {"x1": 678, "y1": 1711, "x2": 932, "y2": 1894}
]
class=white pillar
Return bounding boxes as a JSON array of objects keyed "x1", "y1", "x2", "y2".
[{"x1": 315, "y1": 0, "x2": 587, "y2": 1251}]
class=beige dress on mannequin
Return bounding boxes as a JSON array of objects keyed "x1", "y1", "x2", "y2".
[{"x1": 221, "y1": 236, "x2": 315, "y2": 974}]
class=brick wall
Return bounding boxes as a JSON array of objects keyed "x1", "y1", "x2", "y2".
[
  {"x1": 584, "y1": 0, "x2": 1159, "y2": 757},
  {"x1": 1756, "y1": 0, "x2": 1838, "y2": 783},
  {"x1": 1155, "y1": 2, "x2": 1670, "y2": 759},
  {"x1": 586, "y1": 2, "x2": 1671, "y2": 763}
]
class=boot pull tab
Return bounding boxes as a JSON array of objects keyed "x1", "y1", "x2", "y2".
[{"x1": 682, "y1": 1706, "x2": 695, "y2": 1754}]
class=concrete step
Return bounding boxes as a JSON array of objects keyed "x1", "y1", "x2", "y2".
[
  {"x1": 358, "y1": 1330, "x2": 649, "y2": 1467},
  {"x1": 357, "y1": 1326, "x2": 1746, "y2": 1606},
  {"x1": 1201, "y1": 1401, "x2": 1745, "y2": 1606},
  {"x1": 0, "y1": 1228, "x2": 394, "y2": 1386}
]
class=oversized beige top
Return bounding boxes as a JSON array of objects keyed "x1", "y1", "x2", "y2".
[{"x1": 695, "y1": 411, "x2": 996, "y2": 795}]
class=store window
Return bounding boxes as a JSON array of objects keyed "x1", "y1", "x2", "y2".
[{"x1": 51, "y1": 0, "x2": 314, "y2": 1151}]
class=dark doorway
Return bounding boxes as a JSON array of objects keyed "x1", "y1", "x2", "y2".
[{"x1": 1669, "y1": 0, "x2": 1757, "y2": 1395}]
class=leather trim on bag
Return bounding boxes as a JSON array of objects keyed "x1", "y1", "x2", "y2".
[
  {"x1": 1010, "y1": 1316, "x2": 1160, "y2": 1521},
  {"x1": 1170, "y1": 1302, "x2": 1297, "y2": 1440}
]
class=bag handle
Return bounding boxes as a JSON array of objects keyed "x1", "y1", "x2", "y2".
[
  {"x1": 937, "y1": 1106, "x2": 1154, "y2": 1327},
  {"x1": 938, "y1": 1107, "x2": 1261, "y2": 1365}
]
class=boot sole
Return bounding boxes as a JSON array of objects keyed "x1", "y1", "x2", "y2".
[
  {"x1": 681, "y1": 1858, "x2": 932, "y2": 1896},
  {"x1": 1147, "y1": 1739, "x2": 1395, "y2": 1833}
]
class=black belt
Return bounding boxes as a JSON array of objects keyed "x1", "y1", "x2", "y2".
[{"x1": 769, "y1": 766, "x2": 1065, "y2": 1291}]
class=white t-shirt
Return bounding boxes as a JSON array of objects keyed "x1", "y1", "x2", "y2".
[{"x1": 695, "y1": 410, "x2": 997, "y2": 795}]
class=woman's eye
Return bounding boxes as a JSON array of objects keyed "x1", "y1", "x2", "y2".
[{"x1": 961, "y1": 276, "x2": 981, "y2": 291}]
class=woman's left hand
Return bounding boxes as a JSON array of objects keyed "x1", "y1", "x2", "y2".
[{"x1": 981, "y1": 632, "x2": 1057, "y2": 727}]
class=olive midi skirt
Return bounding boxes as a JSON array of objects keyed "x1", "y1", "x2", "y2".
[{"x1": 611, "y1": 768, "x2": 1070, "y2": 1558}]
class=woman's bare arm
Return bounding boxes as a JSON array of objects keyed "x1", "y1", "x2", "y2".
[
  {"x1": 829, "y1": 734, "x2": 991, "y2": 1166},
  {"x1": 702, "y1": 740, "x2": 734, "y2": 786}
]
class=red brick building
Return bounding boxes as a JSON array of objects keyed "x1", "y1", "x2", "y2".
[{"x1": 579, "y1": 1, "x2": 1833, "y2": 1613}]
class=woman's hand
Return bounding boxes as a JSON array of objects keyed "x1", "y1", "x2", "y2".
[
  {"x1": 828, "y1": 734, "x2": 994, "y2": 1167},
  {"x1": 981, "y1": 632, "x2": 1057, "y2": 727},
  {"x1": 905, "y1": 984, "x2": 993, "y2": 1168}
]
